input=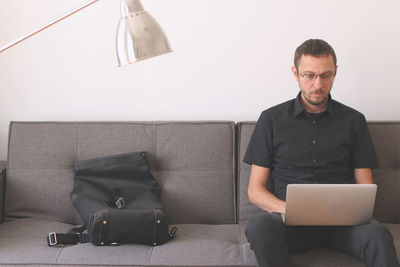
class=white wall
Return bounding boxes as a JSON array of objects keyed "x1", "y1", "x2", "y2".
[{"x1": 1, "y1": 0, "x2": 399, "y2": 160}]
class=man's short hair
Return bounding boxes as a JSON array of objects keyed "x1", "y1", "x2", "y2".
[{"x1": 294, "y1": 39, "x2": 337, "y2": 69}]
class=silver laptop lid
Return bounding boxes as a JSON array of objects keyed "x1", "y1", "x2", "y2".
[{"x1": 284, "y1": 184, "x2": 377, "y2": 226}]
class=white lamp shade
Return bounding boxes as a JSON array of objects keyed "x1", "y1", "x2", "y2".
[{"x1": 116, "y1": 0, "x2": 172, "y2": 66}]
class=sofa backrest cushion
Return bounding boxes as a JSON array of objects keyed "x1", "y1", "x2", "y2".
[
  {"x1": 236, "y1": 122, "x2": 265, "y2": 224},
  {"x1": 368, "y1": 122, "x2": 400, "y2": 223},
  {"x1": 237, "y1": 122, "x2": 400, "y2": 224},
  {"x1": 6, "y1": 121, "x2": 236, "y2": 225}
]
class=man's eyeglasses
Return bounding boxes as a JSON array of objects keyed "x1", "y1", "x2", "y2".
[{"x1": 297, "y1": 71, "x2": 336, "y2": 81}]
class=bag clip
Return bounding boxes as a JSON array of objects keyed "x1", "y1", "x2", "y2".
[
  {"x1": 169, "y1": 227, "x2": 177, "y2": 238},
  {"x1": 115, "y1": 196, "x2": 126, "y2": 209}
]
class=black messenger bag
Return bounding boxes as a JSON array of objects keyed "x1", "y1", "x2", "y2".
[{"x1": 47, "y1": 152, "x2": 176, "y2": 247}]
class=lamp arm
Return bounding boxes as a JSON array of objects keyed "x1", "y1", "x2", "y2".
[{"x1": 0, "y1": 0, "x2": 100, "y2": 53}]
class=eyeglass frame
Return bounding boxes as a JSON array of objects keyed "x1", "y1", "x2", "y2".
[{"x1": 297, "y1": 70, "x2": 337, "y2": 81}]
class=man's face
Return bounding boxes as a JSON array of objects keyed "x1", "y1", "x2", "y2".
[{"x1": 292, "y1": 54, "x2": 337, "y2": 112}]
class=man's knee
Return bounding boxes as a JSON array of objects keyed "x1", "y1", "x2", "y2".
[
  {"x1": 363, "y1": 221, "x2": 394, "y2": 244},
  {"x1": 354, "y1": 221, "x2": 399, "y2": 266}
]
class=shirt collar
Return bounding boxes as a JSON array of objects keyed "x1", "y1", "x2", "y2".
[{"x1": 293, "y1": 92, "x2": 334, "y2": 118}]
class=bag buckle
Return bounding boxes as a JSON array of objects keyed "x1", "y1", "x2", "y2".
[
  {"x1": 48, "y1": 232, "x2": 58, "y2": 246},
  {"x1": 115, "y1": 196, "x2": 126, "y2": 209}
]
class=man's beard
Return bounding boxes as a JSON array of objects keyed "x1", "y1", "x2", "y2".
[
  {"x1": 305, "y1": 95, "x2": 326, "y2": 106},
  {"x1": 302, "y1": 89, "x2": 328, "y2": 106}
]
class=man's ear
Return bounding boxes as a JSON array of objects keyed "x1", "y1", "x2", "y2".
[{"x1": 291, "y1": 66, "x2": 299, "y2": 82}]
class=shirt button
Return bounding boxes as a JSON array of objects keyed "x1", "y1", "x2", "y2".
[
  {"x1": 313, "y1": 159, "x2": 317, "y2": 163},
  {"x1": 312, "y1": 120, "x2": 317, "y2": 125},
  {"x1": 312, "y1": 140, "x2": 317, "y2": 144}
]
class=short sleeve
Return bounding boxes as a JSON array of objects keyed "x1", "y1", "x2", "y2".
[
  {"x1": 352, "y1": 113, "x2": 379, "y2": 169},
  {"x1": 243, "y1": 111, "x2": 274, "y2": 167}
]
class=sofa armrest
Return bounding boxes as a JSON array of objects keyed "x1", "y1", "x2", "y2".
[{"x1": 0, "y1": 166, "x2": 5, "y2": 224}]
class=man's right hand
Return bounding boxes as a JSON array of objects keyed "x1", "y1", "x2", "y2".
[{"x1": 248, "y1": 164, "x2": 286, "y2": 214}]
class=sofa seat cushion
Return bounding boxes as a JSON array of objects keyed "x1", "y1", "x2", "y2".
[
  {"x1": 1, "y1": 219, "x2": 397, "y2": 266},
  {"x1": 0, "y1": 219, "x2": 250, "y2": 266},
  {"x1": 149, "y1": 224, "x2": 249, "y2": 266},
  {"x1": 0, "y1": 218, "x2": 74, "y2": 265},
  {"x1": 59, "y1": 224, "x2": 250, "y2": 266},
  {"x1": 385, "y1": 223, "x2": 400, "y2": 261},
  {"x1": 0, "y1": 218, "x2": 154, "y2": 266}
]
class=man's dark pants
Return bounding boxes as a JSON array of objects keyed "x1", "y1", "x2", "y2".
[{"x1": 246, "y1": 212, "x2": 399, "y2": 267}]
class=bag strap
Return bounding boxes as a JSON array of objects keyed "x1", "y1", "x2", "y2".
[{"x1": 47, "y1": 225, "x2": 90, "y2": 246}]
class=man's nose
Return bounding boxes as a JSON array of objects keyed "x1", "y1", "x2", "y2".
[{"x1": 313, "y1": 76, "x2": 323, "y2": 89}]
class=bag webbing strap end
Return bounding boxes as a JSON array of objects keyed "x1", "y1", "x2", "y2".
[{"x1": 47, "y1": 231, "x2": 90, "y2": 247}]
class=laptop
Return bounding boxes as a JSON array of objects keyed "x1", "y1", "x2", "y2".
[{"x1": 282, "y1": 184, "x2": 377, "y2": 226}]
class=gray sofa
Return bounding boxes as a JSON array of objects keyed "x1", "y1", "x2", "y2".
[{"x1": 0, "y1": 121, "x2": 399, "y2": 267}]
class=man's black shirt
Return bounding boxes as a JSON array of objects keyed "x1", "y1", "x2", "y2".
[{"x1": 244, "y1": 93, "x2": 379, "y2": 200}]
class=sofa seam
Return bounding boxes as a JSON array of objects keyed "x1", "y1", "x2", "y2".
[
  {"x1": 74, "y1": 122, "x2": 78, "y2": 225},
  {"x1": 6, "y1": 122, "x2": 12, "y2": 170},
  {"x1": 155, "y1": 123, "x2": 159, "y2": 172},
  {"x1": 7, "y1": 120, "x2": 236, "y2": 125},
  {"x1": 55, "y1": 245, "x2": 65, "y2": 263},
  {"x1": 232, "y1": 121, "x2": 238, "y2": 224},
  {"x1": 6, "y1": 167, "x2": 233, "y2": 171},
  {"x1": 147, "y1": 245, "x2": 155, "y2": 264},
  {"x1": 236, "y1": 123, "x2": 241, "y2": 224},
  {"x1": 398, "y1": 175, "x2": 400, "y2": 223},
  {"x1": 74, "y1": 122, "x2": 78, "y2": 164},
  {"x1": 237, "y1": 224, "x2": 244, "y2": 265}
]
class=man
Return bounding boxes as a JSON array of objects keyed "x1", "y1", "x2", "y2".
[{"x1": 244, "y1": 39, "x2": 399, "y2": 267}]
